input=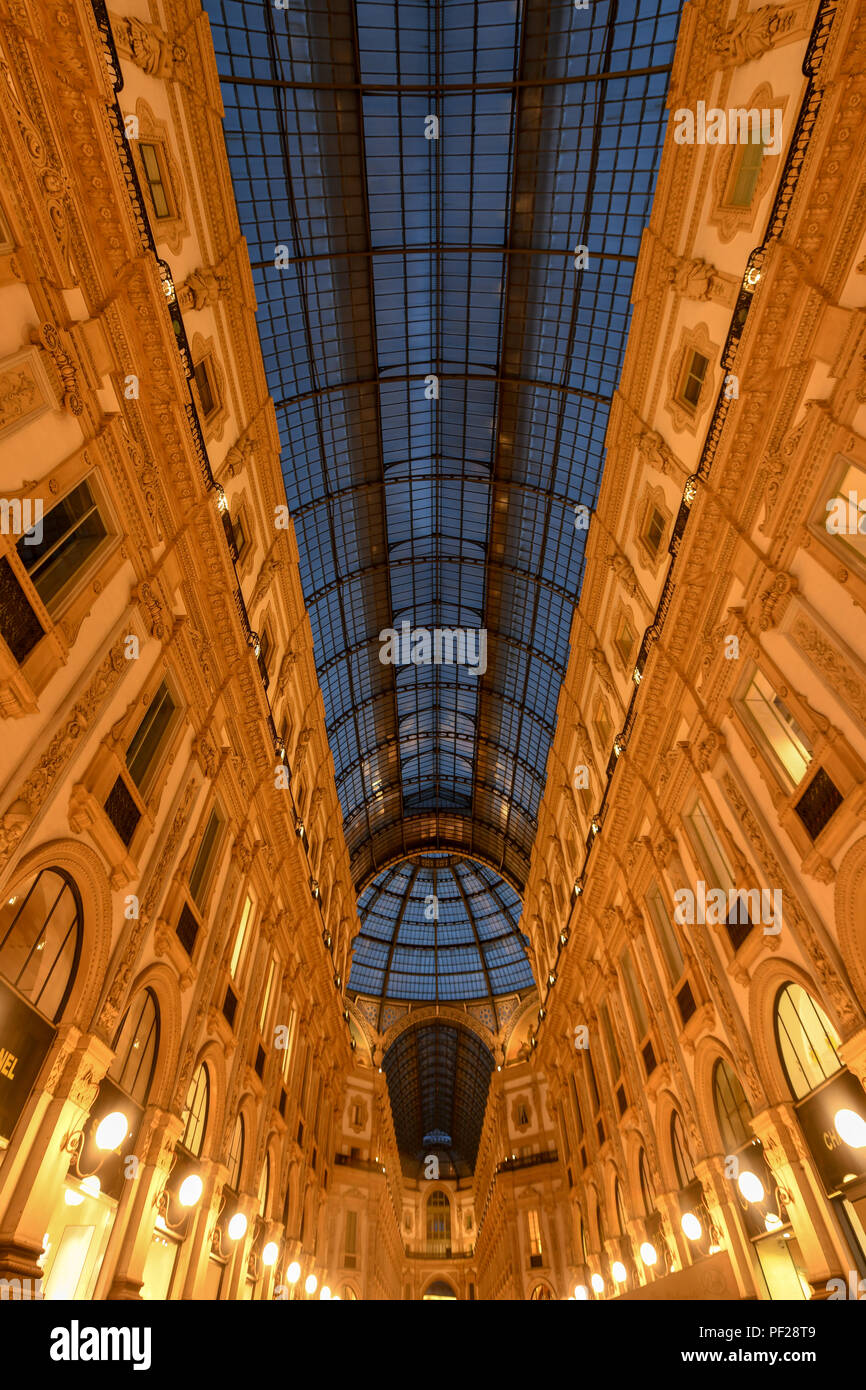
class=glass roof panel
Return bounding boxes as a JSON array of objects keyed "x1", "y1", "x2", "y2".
[{"x1": 206, "y1": 0, "x2": 681, "y2": 973}]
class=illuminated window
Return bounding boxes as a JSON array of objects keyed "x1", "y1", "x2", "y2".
[
  {"x1": 774, "y1": 983, "x2": 842, "y2": 1101},
  {"x1": 0, "y1": 868, "x2": 81, "y2": 1021},
  {"x1": 712, "y1": 1058, "x2": 752, "y2": 1150},
  {"x1": 109, "y1": 989, "x2": 159, "y2": 1106},
  {"x1": 528, "y1": 1208, "x2": 543, "y2": 1257},
  {"x1": 820, "y1": 459, "x2": 866, "y2": 566},
  {"x1": 670, "y1": 1111, "x2": 696, "y2": 1188},
  {"x1": 738, "y1": 667, "x2": 813, "y2": 789},
  {"x1": 259, "y1": 953, "x2": 277, "y2": 1033},
  {"x1": 180, "y1": 1063, "x2": 209, "y2": 1157},
  {"x1": 226, "y1": 1114, "x2": 244, "y2": 1191},
  {"x1": 230, "y1": 895, "x2": 254, "y2": 980}
]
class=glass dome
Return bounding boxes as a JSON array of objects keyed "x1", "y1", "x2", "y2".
[{"x1": 348, "y1": 854, "x2": 534, "y2": 1004}]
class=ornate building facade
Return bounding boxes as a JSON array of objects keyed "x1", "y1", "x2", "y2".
[{"x1": 0, "y1": 0, "x2": 864, "y2": 1305}]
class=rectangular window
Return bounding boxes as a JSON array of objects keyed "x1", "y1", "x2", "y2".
[
  {"x1": 233, "y1": 511, "x2": 249, "y2": 559},
  {"x1": 644, "y1": 505, "x2": 666, "y2": 555},
  {"x1": 600, "y1": 1001, "x2": 621, "y2": 1081},
  {"x1": 139, "y1": 142, "x2": 171, "y2": 218},
  {"x1": 821, "y1": 459, "x2": 866, "y2": 566},
  {"x1": 281, "y1": 1009, "x2": 297, "y2": 1081},
  {"x1": 738, "y1": 667, "x2": 813, "y2": 788},
  {"x1": 259, "y1": 954, "x2": 277, "y2": 1033},
  {"x1": 188, "y1": 808, "x2": 223, "y2": 907},
  {"x1": 126, "y1": 681, "x2": 176, "y2": 793},
  {"x1": 258, "y1": 626, "x2": 271, "y2": 678},
  {"x1": 684, "y1": 799, "x2": 735, "y2": 892},
  {"x1": 570, "y1": 1074, "x2": 584, "y2": 1141},
  {"x1": 230, "y1": 895, "x2": 254, "y2": 981},
  {"x1": 726, "y1": 136, "x2": 764, "y2": 207},
  {"x1": 615, "y1": 615, "x2": 636, "y2": 665},
  {"x1": 585, "y1": 1049, "x2": 600, "y2": 1112},
  {"x1": 621, "y1": 947, "x2": 649, "y2": 1037},
  {"x1": 193, "y1": 358, "x2": 217, "y2": 419},
  {"x1": 17, "y1": 479, "x2": 108, "y2": 611},
  {"x1": 528, "y1": 1208, "x2": 543, "y2": 1258},
  {"x1": 593, "y1": 698, "x2": 612, "y2": 751},
  {"x1": 680, "y1": 350, "x2": 709, "y2": 409},
  {"x1": 646, "y1": 882, "x2": 684, "y2": 981},
  {"x1": 344, "y1": 1209, "x2": 357, "y2": 1268}
]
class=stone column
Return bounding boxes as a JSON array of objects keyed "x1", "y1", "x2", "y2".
[
  {"x1": 99, "y1": 1107, "x2": 184, "y2": 1299},
  {"x1": 0, "y1": 1031, "x2": 113, "y2": 1291},
  {"x1": 222, "y1": 1190, "x2": 257, "y2": 1300},
  {"x1": 751, "y1": 1104, "x2": 847, "y2": 1292},
  {"x1": 694, "y1": 1153, "x2": 758, "y2": 1298},
  {"x1": 178, "y1": 1159, "x2": 227, "y2": 1299}
]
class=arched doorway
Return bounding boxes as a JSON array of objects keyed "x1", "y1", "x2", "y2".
[{"x1": 423, "y1": 1278, "x2": 457, "y2": 1300}]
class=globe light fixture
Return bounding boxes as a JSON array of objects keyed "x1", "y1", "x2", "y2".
[
  {"x1": 178, "y1": 1174, "x2": 203, "y2": 1208},
  {"x1": 262, "y1": 1242, "x2": 279, "y2": 1267},
  {"x1": 574, "y1": 1284, "x2": 588, "y2": 1300},
  {"x1": 681, "y1": 1211, "x2": 702, "y2": 1241},
  {"x1": 639, "y1": 1241, "x2": 657, "y2": 1266},
  {"x1": 94, "y1": 1111, "x2": 129, "y2": 1152},
  {"x1": 764, "y1": 1212, "x2": 783, "y2": 1232},
  {"x1": 305, "y1": 1273, "x2": 318, "y2": 1295},
  {"x1": 320, "y1": 1286, "x2": 331, "y2": 1300},
  {"x1": 590, "y1": 1273, "x2": 604, "y2": 1294},
  {"x1": 611, "y1": 1261, "x2": 627, "y2": 1284},
  {"x1": 834, "y1": 1108, "x2": 866, "y2": 1149},
  {"x1": 737, "y1": 1170, "x2": 765, "y2": 1204},
  {"x1": 228, "y1": 1211, "x2": 248, "y2": 1241},
  {"x1": 287, "y1": 1261, "x2": 301, "y2": 1284}
]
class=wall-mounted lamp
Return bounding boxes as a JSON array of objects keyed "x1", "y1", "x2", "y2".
[
  {"x1": 834, "y1": 1108, "x2": 866, "y2": 1148},
  {"x1": 61, "y1": 1109, "x2": 130, "y2": 1185}
]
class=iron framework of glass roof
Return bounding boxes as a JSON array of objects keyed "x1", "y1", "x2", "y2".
[
  {"x1": 383, "y1": 1021, "x2": 495, "y2": 1174},
  {"x1": 350, "y1": 854, "x2": 534, "y2": 1020},
  {"x1": 206, "y1": 0, "x2": 681, "y2": 999}
]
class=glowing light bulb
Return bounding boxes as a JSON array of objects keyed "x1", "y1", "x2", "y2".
[
  {"x1": 611, "y1": 1261, "x2": 627, "y2": 1284},
  {"x1": 287, "y1": 1261, "x2": 301, "y2": 1284},
  {"x1": 574, "y1": 1284, "x2": 588, "y2": 1300},
  {"x1": 681, "y1": 1211, "x2": 702, "y2": 1241},
  {"x1": 305, "y1": 1274, "x2": 317, "y2": 1295},
  {"x1": 834, "y1": 1108, "x2": 866, "y2": 1149},
  {"x1": 764, "y1": 1212, "x2": 783, "y2": 1232},
  {"x1": 178, "y1": 1174, "x2": 203, "y2": 1208},
  {"x1": 228, "y1": 1212, "x2": 248, "y2": 1241},
  {"x1": 320, "y1": 1286, "x2": 331, "y2": 1300},
  {"x1": 737, "y1": 1170, "x2": 765, "y2": 1204},
  {"x1": 262, "y1": 1242, "x2": 279, "y2": 1267},
  {"x1": 94, "y1": 1111, "x2": 128, "y2": 1152},
  {"x1": 640, "y1": 1242, "x2": 657, "y2": 1266},
  {"x1": 590, "y1": 1273, "x2": 604, "y2": 1294}
]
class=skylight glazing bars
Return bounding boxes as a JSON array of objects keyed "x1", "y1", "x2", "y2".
[{"x1": 206, "y1": 0, "x2": 679, "y2": 896}]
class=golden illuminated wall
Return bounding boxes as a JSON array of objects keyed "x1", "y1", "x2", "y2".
[
  {"x1": 515, "y1": 0, "x2": 866, "y2": 1302},
  {"x1": 0, "y1": 0, "x2": 362, "y2": 1300}
]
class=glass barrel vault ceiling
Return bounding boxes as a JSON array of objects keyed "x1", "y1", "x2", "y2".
[{"x1": 206, "y1": 0, "x2": 681, "y2": 1001}]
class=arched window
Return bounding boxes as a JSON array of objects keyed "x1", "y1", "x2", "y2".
[
  {"x1": 426, "y1": 1190, "x2": 451, "y2": 1252},
  {"x1": 614, "y1": 1177, "x2": 628, "y2": 1236},
  {"x1": 638, "y1": 1149, "x2": 657, "y2": 1217},
  {"x1": 0, "y1": 868, "x2": 82, "y2": 1021},
  {"x1": 258, "y1": 1154, "x2": 271, "y2": 1219},
  {"x1": 180, "y1": 1063, "x2": 209, "y2": 1156},
  {"x1": 108, "y1": 989, "x2": 158, "y2": 1105},
  {"x1": 775, "y1": 983, "x2": 842, "y2": 1100},
  {"x1": 226, "y1": 1114, "x2": 244, "y2": 1191},
  {"x1": 530, "y1": 1284, "x2": 554, "y2": 1300},
  {"x1": 670, "y1": 1111, "x2": 695, "y2": 1187},
  {"x1": 712, "y1": 1058, "x2": 753, "y2": 1149}
]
